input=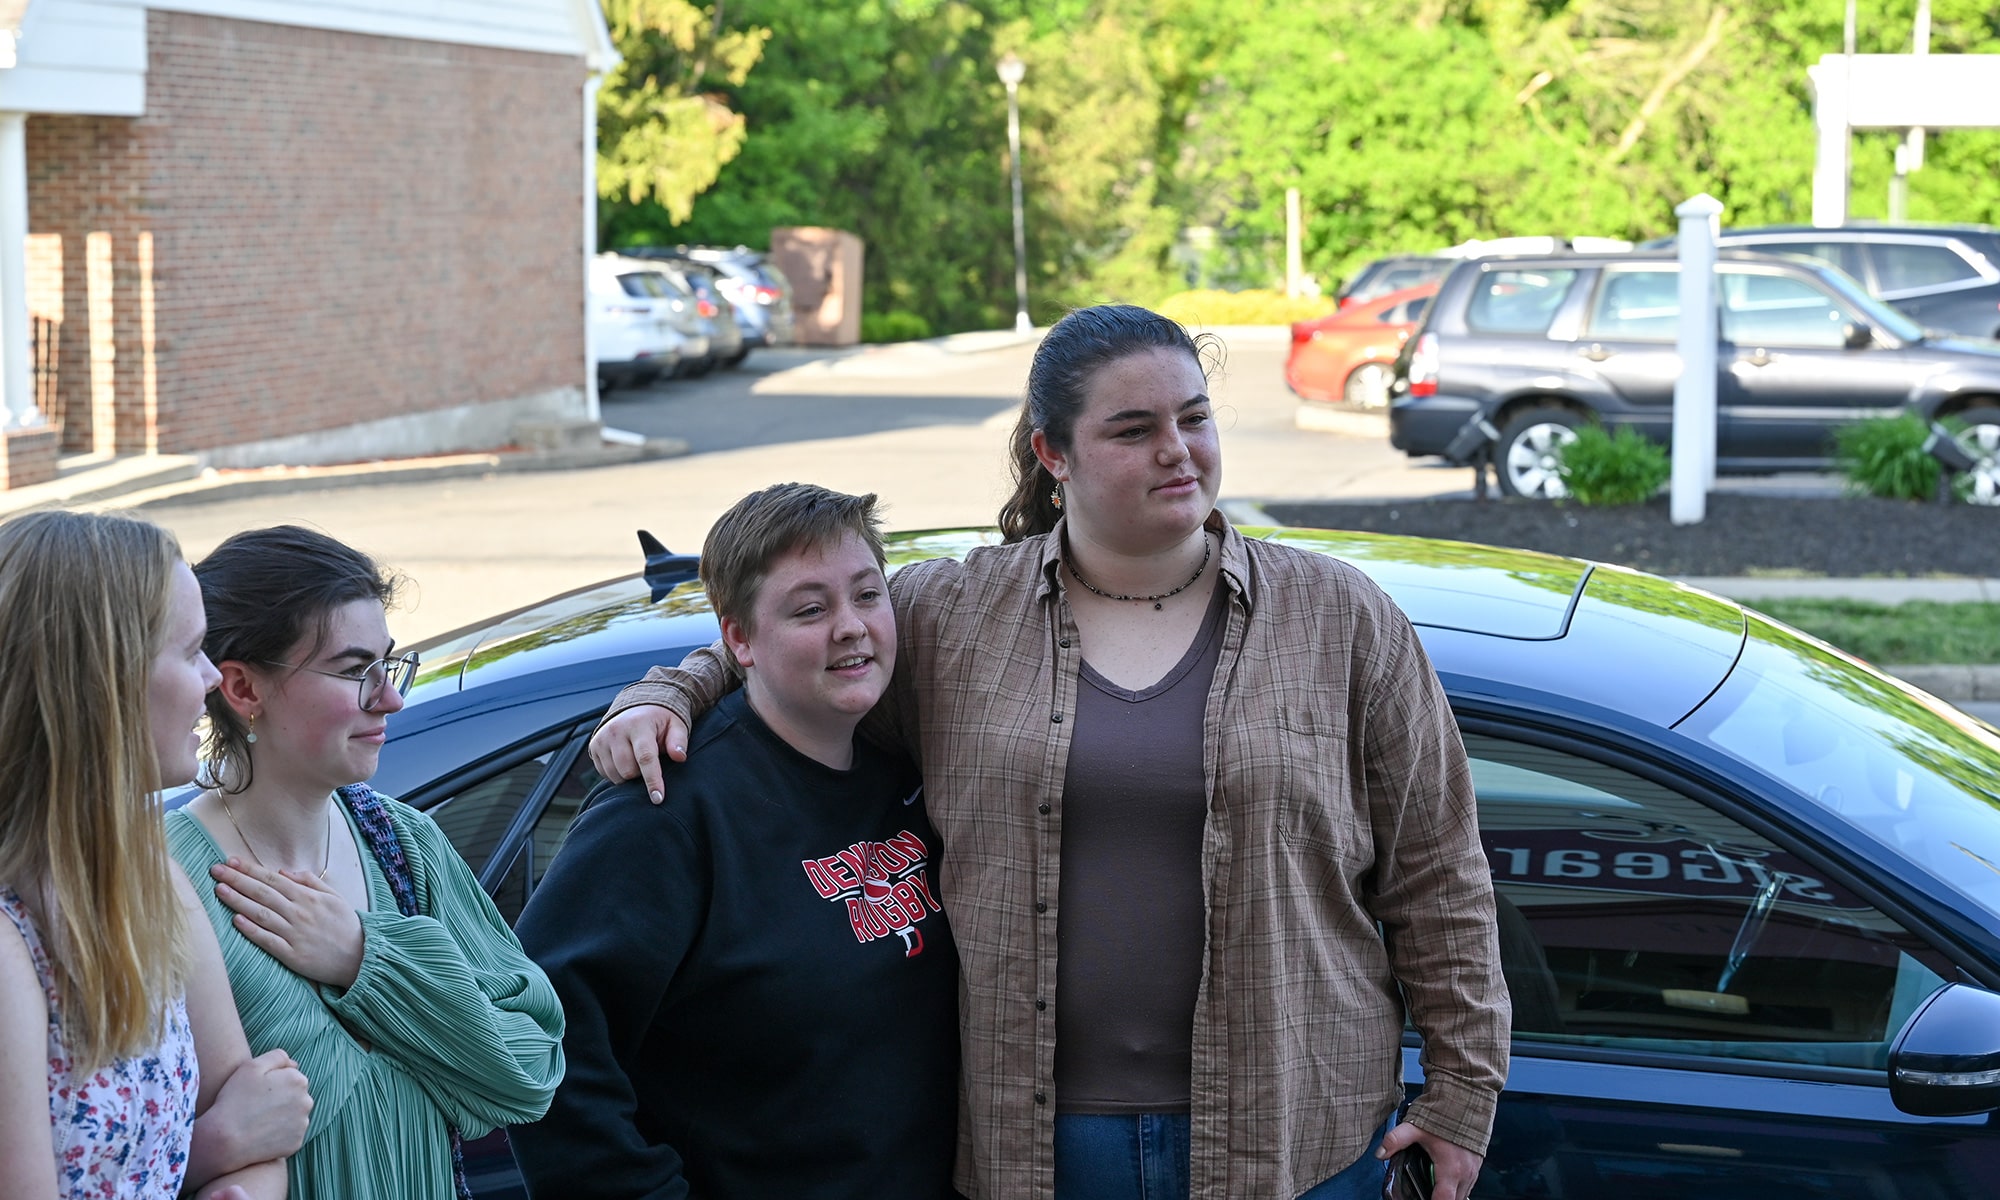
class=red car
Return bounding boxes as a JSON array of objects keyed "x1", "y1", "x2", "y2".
[{"x1": 1285, "y1": 283, "x2": 1438, "y2": 408}]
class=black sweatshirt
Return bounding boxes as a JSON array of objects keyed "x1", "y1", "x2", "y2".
[{"x1": 510, "y1": 691, "x2": 959, "y2": 1199}]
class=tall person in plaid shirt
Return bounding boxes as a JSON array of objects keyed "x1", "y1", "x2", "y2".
[{"x1": 591, "y1": 304, "x2": 1510, "y2": 1200}]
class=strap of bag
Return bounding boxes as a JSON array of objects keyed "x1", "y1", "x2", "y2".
[{"x1": 337, "y1": 783, "x2": 475, "y2": 1200}]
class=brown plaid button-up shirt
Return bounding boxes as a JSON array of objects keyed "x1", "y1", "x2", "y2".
[{"x1": 605, "y1": 515, "x2": 1509, "y2": 1198}]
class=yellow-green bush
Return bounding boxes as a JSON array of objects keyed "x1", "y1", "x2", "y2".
[{"x1": 1154, "y1": 289, "x2": 1333, "y2": 327}]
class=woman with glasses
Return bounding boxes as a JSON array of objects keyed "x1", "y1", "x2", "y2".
[{"x1": 166, "y1": 525, "x2": 564, "y2": 1199}]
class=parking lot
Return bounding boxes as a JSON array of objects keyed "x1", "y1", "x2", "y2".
[{"x1": 147, "y1": 333, "x2": 1468, "y2": 643}]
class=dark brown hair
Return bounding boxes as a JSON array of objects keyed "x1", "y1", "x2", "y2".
[
  {"x1": 997, "y1": 304, "x2": 1220, "y2": 542},
  {"x1": 194, "y1": 526, "x2": 400, "y2": 792},
  {"x1": 700, "y1": 483, "x2": 887, "y2": 631}
]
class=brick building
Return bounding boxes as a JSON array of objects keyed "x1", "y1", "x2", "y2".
[{"x1": 0, "y1": 0, "x2": 615, "y2": 489}]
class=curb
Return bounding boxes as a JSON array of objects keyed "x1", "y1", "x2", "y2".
[
  {"x1": 1880, "y1": 664, "x2": 2000, "y2": 703},
  {"x1": 1295, "y1": 403, "x2": 1389, "y2": 438},
  {"x1": 80, "y1": 437, "x2": 690, "y2": 513}
]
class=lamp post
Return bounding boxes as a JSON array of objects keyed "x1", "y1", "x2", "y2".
[{"x1": 997, "y1": 51, "x2": 1030, "y2": 334}]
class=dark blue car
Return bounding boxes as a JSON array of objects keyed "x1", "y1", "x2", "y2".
[{"x1": 377, "y1": 528, "x2": 2000, "y2": 1199}]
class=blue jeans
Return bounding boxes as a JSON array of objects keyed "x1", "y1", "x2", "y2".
[{"x1": 1054, "y1": 1113, "x2": 1391, "y2": 1200}]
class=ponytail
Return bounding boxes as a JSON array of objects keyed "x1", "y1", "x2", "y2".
[{"x1": 998, "y1": 404, "x2": 1062, "y2": 543}]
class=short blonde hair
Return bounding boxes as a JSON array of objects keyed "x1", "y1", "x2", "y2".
[
  {"x1": 699, "y1": 483, "x2": 886, "y2": 632},
  {"x1": 0, "y1": 510, "x2": 190, "y2": 1072}
]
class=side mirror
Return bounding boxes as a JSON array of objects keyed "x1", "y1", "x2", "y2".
[
  {"x1": 1843, "y1": 321, "x2": 1875, "y2": 349},
  {"x1": 1889, "y1": 983, "x2": 2000, "y2": 1117}
]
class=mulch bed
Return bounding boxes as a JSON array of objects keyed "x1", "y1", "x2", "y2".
[{"x1": 1264, "y1": 494, "x2": 2000, "y2": 579}]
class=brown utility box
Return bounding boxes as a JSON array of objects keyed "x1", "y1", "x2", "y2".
[{"x1": 770, "y1": 227, "x2": 864, "y2": 346}]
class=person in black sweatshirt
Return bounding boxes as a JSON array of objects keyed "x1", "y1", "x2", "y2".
[{"x1": 510, "y1": 483, "x2": 958, "y2": 1199}]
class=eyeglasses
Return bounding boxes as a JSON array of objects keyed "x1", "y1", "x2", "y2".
[{"x1": 260, "y1": 652, "x2": 421, "y2": 712}]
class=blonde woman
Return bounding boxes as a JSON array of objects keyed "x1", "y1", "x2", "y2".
[{"x1": 0, "y1": 510, "x2": 311, "y2": 1200}]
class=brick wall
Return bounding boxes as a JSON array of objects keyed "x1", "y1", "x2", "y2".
[
  {"x1": 25, "y1": 116, "x2": 147, "y2": 451},
  {"x1": 27, "y1": 11, "x2": 586, "y2": 460}
]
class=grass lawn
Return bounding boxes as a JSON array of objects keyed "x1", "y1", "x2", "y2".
[{"x1": 1749, "y1": 599, "x2": 2000, "y2": 665}]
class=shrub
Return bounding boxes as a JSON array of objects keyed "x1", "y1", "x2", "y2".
[
  {"x1": 1833, "y1": 413, "x2": 1960, "y2": 501},
  {"x1": 1154, "y1": 289, "x2": 1332, "y2": 327},
  {"x1": 1553, "y1": 424, "x2": 1670, "y2": 506},
  {"x1": 860, "y1": 310, "x2": 934, "y2": 344}
]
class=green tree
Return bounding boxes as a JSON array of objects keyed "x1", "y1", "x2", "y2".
[{"x1": 597, "y1": 1, "x2": 771, "y2": 234}]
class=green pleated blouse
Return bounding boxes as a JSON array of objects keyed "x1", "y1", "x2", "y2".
[{"x1": 167, "y1": 795, "x2": 565, "y2": 1199}]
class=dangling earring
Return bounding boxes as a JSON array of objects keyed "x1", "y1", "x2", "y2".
[
  {"x1": 1050, "y1": 481, "x2": 1064, "y2": 511},
  {"x1": 245, "y1": 713, "x2": 258, "y2": 745}
]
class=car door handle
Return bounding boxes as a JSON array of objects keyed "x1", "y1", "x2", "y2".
[
  {"x1": 1744, "y1": 348, "x2": 1772, "y2": 367},
  {"x1": 1579, "y1": 343, "x2": 1611, "y2": 362}
]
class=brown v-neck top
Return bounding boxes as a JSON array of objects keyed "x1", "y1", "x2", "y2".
[{"x1": 1052, "y1": 582, "x2": 1229, "y2": 1113}]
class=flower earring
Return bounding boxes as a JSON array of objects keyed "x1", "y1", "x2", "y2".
[
  {"x1": 1050, "y1": 481, "x2": 1064, "y2": 510},
  {"x1": 245, "y1": 713, "x2": 258, "y2": 745}
]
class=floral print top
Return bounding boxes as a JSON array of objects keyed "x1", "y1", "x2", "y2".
[{"x1": 1, "y1": 886, "x2": 198, "y2": 1199}]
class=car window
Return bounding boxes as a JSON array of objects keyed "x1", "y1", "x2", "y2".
[
  {"x1": 1465, "y1": 269, "x2": 1578, "y2": 335},
  {"x1": 528, "y1": 740, "x2": 606, "y2": 891},
  {"x1": 1466, "y1": 731, "x2": 1952, "y2": 1072},
  {"x1": 1380, "y1": 296, "x2": 1433, "y2": 324},
  {"x1": 1733, "y1": 239, "x2": 1865, "y2": 279},
  {"x1": 617, "y1": 272, "x2": 669, "y2": 299},
  {"x1": 468, "y1": 737, "x2": 607, "y2": 925},
  {"x1": 1586, "y1": 270, "x2": 1680, "y2": 339},
  {"x1": 1719, "y1": 272, "x2": 1856, "y2": 348},
  {"x1": 1870, "y1": 242, "x2": 1982, "y2": 292},
  {"x1": 1681, "y1": 613, "x2": 2000, "y2": 930},
  {"x1": 425, "y1": 749, "x2": 554, "y2": 865}
]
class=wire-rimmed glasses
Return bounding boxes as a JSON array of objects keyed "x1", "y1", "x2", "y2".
[{"x1": 262, "y1": 652, "x2": 421, "y2": 712}]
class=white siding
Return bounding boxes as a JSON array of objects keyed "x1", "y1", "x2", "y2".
[
  {"x1": 143, "y1": 0, "x2": 604, "y2": 58},
  {"x1": 0, "y1": 0, "x2": 145, "y2": 115}
]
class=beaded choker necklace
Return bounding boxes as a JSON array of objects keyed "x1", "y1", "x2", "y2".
[{"x1": 1066, "y1": 535, "x2": 1211, "y2": 611}]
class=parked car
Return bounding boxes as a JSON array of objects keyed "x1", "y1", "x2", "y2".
[
  {"x1": 288, "y1": 525, "x2": 2000, "y2": 1197},
  {"x1": 1286, "y1": 283, "x2": 1438, "y2": 407},
  {"x1": 1338, "y1": 239, "x2": 1634, "y2": 311},
  {"x1": 1390, "y1": 249, "x2": 2000, "y2": 500},
  {"x1": 660, "y1": 259, "x2": 745, "y2": 370},
  {"x1": 1337, "y1": 254, "x2": 1454, "y2": 310},
  {"x1": 587, "y1": 256, "x2": 683, "y2": 390},
  {"x1": 1643, "y1": 224, "x2": 2000, "y2": 342},
  {"x1": 625, "y1": 245, "x2": 792, "y2": 361}
]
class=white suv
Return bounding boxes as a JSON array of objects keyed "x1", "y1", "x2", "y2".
[{"x1": 590, "y1": 255, "x2": 690, "y2": 390}]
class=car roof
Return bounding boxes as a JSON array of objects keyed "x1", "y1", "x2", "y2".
[{"x1": 401, "y1": 527, "x2": 1746, "y2": 737}]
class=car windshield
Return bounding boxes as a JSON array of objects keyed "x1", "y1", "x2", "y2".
[
  {"x1": 617, "y1": 272, "x2": 670, "y2": 299},
  {"x1": 1810, "y1": 265, "x2": 1927, "y2": 342},
  {"x1": 1679, "y1": 614, "x2": 2000, "y2": 926}
]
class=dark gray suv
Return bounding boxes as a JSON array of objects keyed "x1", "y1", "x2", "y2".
[{"x1": 1389, "y1": 250, "x2": 2000, "y2": 501}]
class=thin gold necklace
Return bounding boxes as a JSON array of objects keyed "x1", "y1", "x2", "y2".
[
  {"x1": 1066, "y1": 533, "x2": 1212, "y2": 611},
  {"x1": 217, "y1": 794, "x2": 332, "y2": 881}
]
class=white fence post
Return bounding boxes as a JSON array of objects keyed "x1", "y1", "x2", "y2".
[{"x1": 1671, "y1": 193, "x2": 1724, "y2": 526}]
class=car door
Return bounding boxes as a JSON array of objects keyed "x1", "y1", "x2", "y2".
[
  {"x1": 1572, "y1": 267, "x2": 1694, "y2": 446},
  {"x1": 1716, "y1": 267, "x2": 1916, "y2": 464},
  {"x1": 1409, "y1": 723, "x2": 2000, "y2": 1199}
]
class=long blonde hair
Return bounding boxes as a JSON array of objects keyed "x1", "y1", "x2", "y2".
[{"x1": 0, "y1": 510, "x2": 190, "y2": 1072}]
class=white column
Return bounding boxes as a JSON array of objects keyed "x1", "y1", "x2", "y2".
[
  {"x1": 0, "y1": 112, "x2": 37, "y2": 431},
  {"x1": 1671, "y1": 193, "x2": 1723, "y2": 526},
  {"x1": 1807, "y1": 60, "x2": 1850, "y2": 227},
  {"x1": 581, "y1": 72, "x2": 605, "y2": 423}
]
